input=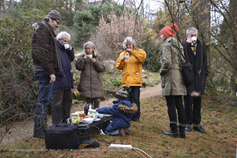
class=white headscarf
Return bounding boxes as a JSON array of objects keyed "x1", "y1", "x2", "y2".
[{"x1": 82, "y1": 41, "x2": 98, "y2": 56}]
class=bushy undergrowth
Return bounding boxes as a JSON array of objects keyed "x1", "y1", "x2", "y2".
[{"x1": 0, "y1": 18, "x2": 36, "y2": 124}]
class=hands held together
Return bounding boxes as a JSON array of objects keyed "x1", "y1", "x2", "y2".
[
  {"x1": 84, "y1": 55, "x2": 96, "y2": 63},
  {"x1": 121, "y1": 54, "x2": 130, "y2": 61}
]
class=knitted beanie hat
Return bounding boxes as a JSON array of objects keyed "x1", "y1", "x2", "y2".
[
  {"x1": 160, "y1": 23, "x2": 178, "y2": 38},
  {"x1": 114, "y1": 88, "x2": 128, "y2": 100},
  {"x1": 47, "y1": 10, "x2": 61, "y2": 22}
]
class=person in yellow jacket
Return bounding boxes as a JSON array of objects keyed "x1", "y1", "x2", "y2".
[{"x1": 116, "y1": 37, "x2": 146, "y2": 122}]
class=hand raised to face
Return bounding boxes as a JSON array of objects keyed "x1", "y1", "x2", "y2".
[{"x1": 186, "y1": 30, "x2": 198, "y2": 44}]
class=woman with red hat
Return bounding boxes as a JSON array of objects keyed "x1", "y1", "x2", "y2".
[{"x1": 159, "y1": 23, "x2": 187, "y2": 138}]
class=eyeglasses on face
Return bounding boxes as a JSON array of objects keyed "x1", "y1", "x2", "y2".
[{"x1": 52, "y1": 18, "x2": 61, "y2": 25}]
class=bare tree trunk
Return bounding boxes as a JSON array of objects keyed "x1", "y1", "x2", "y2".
[
  {"x1": 0, "y1": 0, "x2": 6, "y2": 17},
  {"x1": 8, "y1": 0, "x2": 12, "y2": 8},
  {"x1": 192, "y1": 0, "x2": 211, "y2": 65},
  {"x1": 230, "y1": 0, "x2": 237, "y2": 92}
]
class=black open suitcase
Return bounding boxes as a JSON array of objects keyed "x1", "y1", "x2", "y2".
[{"x1": 45, "y1": 123, "x2": 82, "y2": 150}]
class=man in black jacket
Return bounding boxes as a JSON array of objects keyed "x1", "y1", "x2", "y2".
[
  {"x1": 182, "y1": 27, "x2": 209, "y2": 134},
  {"x1": 32, "y1": 10, "x2": 62, "y2": 139}
]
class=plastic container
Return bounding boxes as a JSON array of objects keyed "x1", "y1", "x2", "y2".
[
  {"x1": 96, "y1": 113, "x2": 104, "y2": 118},
  {"x1": 75, "y1": 111, "x2": 86, "y2": 121},
  {"x1": 71, "y1": 113, "x2": 80, "y2": 124},
  {"x1": 88, "y1": 109, "x2": 96, "y2": 119},
  {"x1": 82, "y1": 118, "x2": 94, "y2": 124}
]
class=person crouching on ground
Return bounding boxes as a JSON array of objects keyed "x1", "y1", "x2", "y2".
[{"x1": 95, "y1": 88, "x2": 138, "y2": 136}]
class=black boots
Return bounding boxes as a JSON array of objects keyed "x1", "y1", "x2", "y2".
[
  {"x1": 179, "y1": 125, "x2": 185, "y2": 138},
  {"x1": 185, "y1": 124, "x2": 207, "y2": 134},
  {"x1": 163, "y1": 130, "x2": 179, "y2": 137},
  {"x1": 32, "y1": 123, "x2": 47, "y2": 139},
  {"x1": 163, "y1": 124, "x2": 186, "y2": 138},
  {"x1": 193, "y1": 125, "x2": 207, "y2": 134},
  {"x1": 163, "y1": 123, "x2": 179, "y2": 137},
  {"x1": 185, "y1": 124, "x2": 192, "y2": 132}
]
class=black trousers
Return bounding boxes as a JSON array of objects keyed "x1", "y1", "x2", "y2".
[
  {"x1": 184, "y1": 95, "x2": 202, "y2": 125},
  {"x1": 51, "y1": 89, "x2": 72, "y2": 125},
  {"x1": 165, "y1": 96, "x2": 186, "y2": 132}
]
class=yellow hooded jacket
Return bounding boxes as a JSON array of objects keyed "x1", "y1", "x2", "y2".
[{"x1": 116, "y1": 47, "x2": 146, "y2": 87}]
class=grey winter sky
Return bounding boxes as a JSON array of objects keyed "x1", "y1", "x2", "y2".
[
  {"x1": 116, "y1": 0, "x2": 163, "y2": 20},
  {"x1": 116, "y1": 0, "x2": 163, "y2": 12}
]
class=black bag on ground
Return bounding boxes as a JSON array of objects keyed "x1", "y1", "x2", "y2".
[
  {"x1": 175, "y1": 45, "x2": 193, "y2": 87},
  {"x1": 45, "y1": 123, "x2": 82, "y2": 150}
]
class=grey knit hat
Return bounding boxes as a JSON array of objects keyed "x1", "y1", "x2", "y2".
[
  {"x1": 47, "y1": 10, "x2": 61, "y2": 22},
  {"x1": 114, "y1": 88, "x2": 128, "y2": 100}
]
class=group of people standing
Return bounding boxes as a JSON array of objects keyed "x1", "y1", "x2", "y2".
[
  {"x1": 159, "y1": 24, "x2": 208, "y2": 138},
  {"x1": 31, "y1": 10, "x2": 208, "y2": 140},
  {"x1": 31, "y1": 10, "x2": 146, "y2": 139}
]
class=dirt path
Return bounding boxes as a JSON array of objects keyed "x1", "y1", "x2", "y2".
[
  {"x1": 0, "y1": 84, "x2": 162, "y2": 145},
  {"x1": 79, "y1": 83, "x2": 162, "y2": 109}
]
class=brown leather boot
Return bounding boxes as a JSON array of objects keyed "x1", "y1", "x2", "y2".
[
  {"x1": 119, "y1": 128, "x2": 126, "y2": 136},
  {"x1": 124, "y1": 128, "x2": 134, "y2": 136}
]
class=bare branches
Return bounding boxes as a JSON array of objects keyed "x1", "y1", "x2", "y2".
[{"x1": 90, "y1": 9, "x2": 144, "y2": 59}]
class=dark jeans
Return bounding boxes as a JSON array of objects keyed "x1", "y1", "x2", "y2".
[
  {"x1": 34, "y1": 71, "x2": 53, "y2": 131},
  {"x1": 184, "y1": 95, "x2": 202, "y2": 125},
  {"x1": 51, "y1": 89, "x2": 72, "y2": 124},
  {"x1": 165, "y1": 96, "x2": 186, "y2": 132},
  {"x1": 127, "y1": 86, "x2": 140, "y2": 121}
]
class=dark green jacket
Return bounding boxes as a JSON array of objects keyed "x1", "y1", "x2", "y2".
[{"x1": 160, "y1": 37, "x2": 186, "y2": 96}]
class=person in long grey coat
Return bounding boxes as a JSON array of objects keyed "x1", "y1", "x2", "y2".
[
  {"x1": 182, "y1": 27, "x2": 209, "y2": 134},
  {"x1": 75, "y1": 41, "x2": 105, "y2": 109},
  {"x1": 159, "y1": 23, "x2": 187, "y2": 138}
]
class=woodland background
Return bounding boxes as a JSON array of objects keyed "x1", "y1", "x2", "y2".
[{"x1": 0, "y1": 0, "x2": 237, "y2": 148}]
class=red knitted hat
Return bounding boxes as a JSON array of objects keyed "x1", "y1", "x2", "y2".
[{"x1": 160, "y1": 23, "x2": 178, "y2": 38}]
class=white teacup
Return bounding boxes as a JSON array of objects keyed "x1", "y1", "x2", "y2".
[
  {"x1": 64, "y1": 44, "x2": 69, "y2": 49},
  {"x1": 191, "y1": 37, "x2": 197, "y2": 43},
  {"x1": 87, "y1": 54, "x2": 92, "y2": 58},
  {"x1": 125, "y1": 54, "x2": 129, "y2": 60}
]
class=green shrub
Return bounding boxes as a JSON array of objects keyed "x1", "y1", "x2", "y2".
[
  {"x1": 109, "y1": 79, "x2": 122, "y2": 87},
  {"x1": 0, "y1": 17, "x2": 36, "y2": 124},
  {"x1": 142, "y1": 27, "x2": 161, "y2": 72}
]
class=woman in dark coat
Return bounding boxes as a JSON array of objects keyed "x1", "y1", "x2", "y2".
[{"x1": 75, "y1": 41, "x2": 105, "y2": 109}]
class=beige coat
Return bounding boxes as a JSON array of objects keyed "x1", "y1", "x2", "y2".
[
  {"x1": 75, "y1": 53, "x2": 105, "y2": 99},
  {"x1": 160, "y1": 37, "x2": 186, "y2": 96}
]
